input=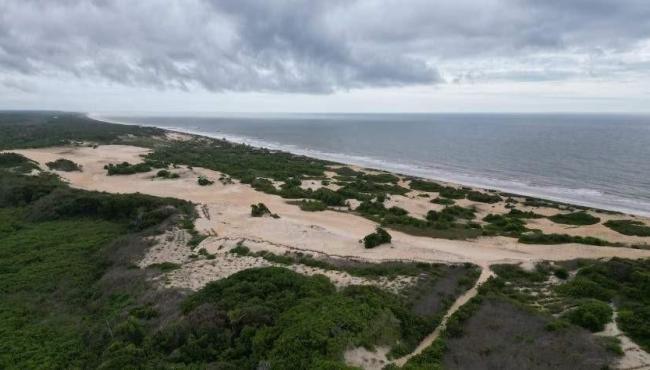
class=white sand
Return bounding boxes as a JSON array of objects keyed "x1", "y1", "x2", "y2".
[{"x1": 12, "y1": 145, "x2": 650, "y2": 269}]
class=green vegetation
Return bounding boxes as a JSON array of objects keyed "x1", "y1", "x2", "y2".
[
  {"x1": 298, "y1": 199, "x2": 327, "y2": 212},
  {"x1": 549, "y1": 211, "x2": 601, "y2": 226},
  {"x1": 438, "y1": 186, "x2": 467, "y2": 199},
  {"x1": 0, "y1": 152, "x2": 40, "y2": 173},
  {"x1": 466, "y1": 190, "x2": 502, "y2": 203},
  {"x1": 518, "y1": 232, "x2": 610, "y2": 246},
  {"x1": 45, "y1": 158, "x2": 81, "y2": 172},
  {"x1": 147, "y1": 262, "x2": 182, "y2": 272},
  {"x1": 431, "y1": 197, "x2": 455, "y2": 205},
  {"x1": 408, "y1": 179, "x2": 443, "y2": 192},
  {"x1": 0, "y1": 112, "x2": 163, "y2": 150},
  {"x1": 604, "y1": 219, "x2": 650, "y2": 236},
  {"x1": 507, "y1": 208, "x2": 544, "y2": 218},
  {"x1": 561, "y1": 299, "x2": 613, "y2": 332},
  {"x1": 363, "y1": 227, "x2": 392, "y2": 248},
  {"x1": 105, "y1": 161, "x2": 152, "y2": 176},
  {"x1": 482, "y1": 214, "x2": 531, "y2": 237},
  {"x1": 197, "y1": 176, "x2": 214, "y2": 186},
  {"x1": 251, "y1": 203, "x2": 278, "y2": 218},
  {"x1": 155, "y1": 169, "x2": 179, "y2": 179}
]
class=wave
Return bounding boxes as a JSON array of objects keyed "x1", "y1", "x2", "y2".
[{"x1": 89, "y1": 113, "x2": 650, "y2": 217}]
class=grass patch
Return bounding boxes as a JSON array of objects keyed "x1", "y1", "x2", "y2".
[
  {"x1": 604, "y1": 219, "x2": 650, "y2": 236},
  {"x1": 519, "y1": 232, "x2": 610, "y2": 246},
  {"x1": 549, "y1": 211, "x2": 600, "y2": 226}
]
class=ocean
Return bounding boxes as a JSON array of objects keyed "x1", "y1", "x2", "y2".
[{"x1": 97, "y1": 113, "x2": 650, "y2": 216}]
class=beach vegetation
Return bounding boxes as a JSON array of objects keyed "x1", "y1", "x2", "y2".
[
  {"x1": 105, "y1": 161, "x2": 152, "y2": 176},
  {"x1": 298, "y1": 199, "x2": 327, "y2": 212},
  {"x1": 197, "y1": 176, "x2": 214, "y2": 186},
  {"x1": 549, "y1": 211, "x2": 601, "y2": 225},
  {"x1": 519, "y1": 232, "x2": 610, "y2": 246},
  {"x1": 408, "y1": 179, "x2": 444, "y2": 192},
  {"x1": 561, "y1": 299, "x2": 612, "y2": 332},
  {"x1": 431, "y1": 197, "x2": 455, "y2": 205},
  {"x1": 466, "y1": 190, "x2": 502, "y2": 203},
  {"x1": 363, "y1": 227, "x2": 392, "y2": 248},
  {"x1": 482, "y1": 214, "x2": 530, "y2": 237},
  {"x1": 438, "y1": 186, "x2": 467, "y2": 199},
  {"x1": 0, "y1": 152, "x2": 40, "y2": 173},
  {"x1": 45, "y1": 158, "x2": 82, "y2": 172},
  {"x1": 604, "y1": 219, "x2": 650, "y2": 236},
  {"x1": 155, "y1": 169, "x2": 179, "y2": 179}
]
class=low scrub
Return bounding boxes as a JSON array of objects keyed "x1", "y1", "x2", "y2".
[
  {"x1": 466, "y1": 190, "x2": 502, "y2": 204},
  {"x1": 519, "y1": 232, "x2": 609, "y2": 246},
  {"x1": 155, "y1": 169, "x2": 179, "y2": 179},
  {"x1": 46, "y1": 158, "x2": 82, "y2": 172},
  {"x1": 197, "y1": 176, "x2": 214, "y2": 186},
  {"x1": 549, "y1": 211, "x2": 600, "y2": 225},
  {"x1": 604, "y1": 219, "x2": 650, "y2": 236},
  {"x1": 561, "y1": 299, "x2": 612, "y2": 332},
  {"x1": 299, "y1": 199, "x2": 327, "y2": 212},
  {"x1": 363, "y1": 227, "x2": 392, "y2": 248},
  {"x1": 105, "y1": 161, "x2": 152, "y2": 175}
]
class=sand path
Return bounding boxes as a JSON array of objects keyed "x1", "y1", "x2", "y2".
[{"x1": 392, "y1": 265, "x2": 495, "y2": 367}]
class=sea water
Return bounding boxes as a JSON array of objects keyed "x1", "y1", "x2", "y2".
[{"x1": 97, "y1": 113, "x2": 650, "y2": 216}]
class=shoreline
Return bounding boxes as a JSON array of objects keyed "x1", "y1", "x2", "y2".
[{"x1": 88, "y1": 113, "x2": 650, "y2": 217}]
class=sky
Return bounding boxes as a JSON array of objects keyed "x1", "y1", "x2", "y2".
[{"x1": 1, "y1": 0, "x2": 650, "y2": 113}]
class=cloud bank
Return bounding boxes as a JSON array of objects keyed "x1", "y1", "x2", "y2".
[{"x1": 1, "y1": 0, "x2": 649, "y2": 94}]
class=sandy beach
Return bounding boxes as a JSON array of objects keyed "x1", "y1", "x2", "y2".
[{"x1": 12, "y1": 142, "x2": 650, "y2": 271}]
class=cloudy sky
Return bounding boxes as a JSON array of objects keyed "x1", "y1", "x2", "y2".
[{"x1": 1, "y1": 0, "x2": 650, "y2": 113}]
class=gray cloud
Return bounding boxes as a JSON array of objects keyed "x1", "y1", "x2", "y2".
[{"x1": 0, "y1": 0, "x2": 649, "y2": 93}]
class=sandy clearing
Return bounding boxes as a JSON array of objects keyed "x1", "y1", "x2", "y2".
[
  {"x1": 11, "y1": 145, "x2": 650, "y2": 268},
  {"x1": 598, "y1": 310, "x2": 650, "y2": 370}
]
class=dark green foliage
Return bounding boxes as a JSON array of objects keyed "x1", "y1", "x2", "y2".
[
  {"x1": 466, "y1": 190, "x2": 502, "y2": 204},
  {"x1": 554, "y1": 268, "x2": 569, "y2": 279},
  {"x1": 298, "y1": 200, "x2": 327, "y2": 212},
  {"x1": 604, "y1": 220, "x2": 650, "y2": 236},
  {"x1": 428, "y1": 206, "x2": 476, "y2": 221},
  {"x1": 197, "y1": 176, "x2": 214, "y2": 186},
  {"x1": 333, "y1": 166, "x2": 363, "y2": 177},
  {"x1": 363, "y1": 227, "x2": 392, "y2": 248},
  {"x1": 145, "y1": 137, "x2": 329, "y2": 182},
  {"x1": 549, "y1": 211, "x2": 601, "y2": 226},
  {"x1": 556, "y1": 277, "x2": 614, "y2": 302},
  {"x1": 409, "y1": 180, "x2": 443, "y2": 192},
  {"x1": 438, "y1": 186, "x2": 467, "y2": 199},
  {"x1": 155, "y1": 169, "x2": 179, "y2": 179},
  {"x1": 507, "y1": 208, "x2": 544, "y2": 218},
  {"x1": 0, "y1": 112, "x2": 163, "y2": 150},
  {"x1": 482, "y1": 214, "x2": 530, "y2": 237},
  {"x1": 337, "y1": 179, "x2": 409, "y2": 200},
  {"x1": 148, "y1": 262, "x2": 181, "y2": 272},
  {"x1": 431, "y1": 197, "x2": 455, "y2": 205},
  {"x1": 250, "y1": 203, "x2": 271, "y2": 217},
  {"x1": 105, "y1": 161, "x2": 152, "y2": 176},
  {"x1": 0, "y1": 152, "x2": 40, "y2": 173},
  {"x1": 362, "y1": 173, "x2": 400, "y2": 183},
  {"x1": 561, "y1": 299, "x2": 612, "y2": 332},
  {"x1": 518, "y1": 232, "x2": 610, "y2": 246},
  {"x1": 46, "y1": 158, "x2": 81, "y2": 172},
  {"x1": 312, "y1": 187, "x2": 346, "y2": 206},
  {"x1": 230, "y1": 244, "x2": 250, "y2": 256}
]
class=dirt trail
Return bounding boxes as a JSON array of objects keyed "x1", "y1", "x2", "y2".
[{"x1": 392, "y1": 265, "x2": 495, "y2": 367}]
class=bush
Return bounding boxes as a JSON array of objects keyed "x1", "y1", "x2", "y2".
[
  {"x1": 482, "y1": 214, "x2": 529, "y2": 237},
  {"x1": 556, "y1": 277, "x2": 614, "y2": 302},
  {"x1": 363, "y1": 227, "x2": 392, "y2": 248},
  {"x1": 466, "y1": 190, "x2": 502, "y2": 203},
  {"x1": 105, "y1": 162, "x2": 152, "y2": 176},
  {"x1": 299, "y1": 200, "x2": 327, "y2": 212},
  {"x1": 438, "y1": 186, "x2": 467, "y2": 199},
  {"x1": 0, "y1": 152, "x2": 40, "y2": 173},
  {"x1": 46, "y1": 158, "x2": 82, "y2": 172},
  {"x1": 251, "y1": 203, "x2": 272, "y2": 217},
  {"x1": 155, "y1": 169, "x2": 179, "y2": 179},
  {"x1": 549, "y1": 211, "x2": 600, "y2": 226},
  {"x1": 409, "y1": 180, "x2": 443, "y2": 192},
  {"x1": 562, "y1": 299, "x2": 612, "y2": 332},
  {"x1": 604, "y1": 220, "x2": 650, "y2": 236},
  {"x1": 507, "y1": 208, "x2": 543, "y2": 219},
  {"x1": 431, "y1": 197, "x2": 455, "y2": 205},
  {"x1": 518, "y1": 232, "x2": 610, "y2": 246},
  {"x1": 197, "y1": 176, "x2": 214, "y2": 186}
]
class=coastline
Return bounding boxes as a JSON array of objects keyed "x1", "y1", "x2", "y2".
[{"x1": 88, "y1": 113, "x2": 650, "y2": 217}]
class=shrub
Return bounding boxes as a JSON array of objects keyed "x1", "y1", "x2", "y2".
[
  {"x1": 553, "y1": 268, "x2": 569, "y2": 279},
  {"x1": 299, "y1": 200, "x2": 327, "y2": 212},
  {"x1": 561, "y1": 299, "x2": 612, "y2": 332},
  {"x1": 363, "y1": 227, "x2": 392, "y2": 248},
  {"x1": 556, "y1": 277, "x2": 614, "y2": 302},
  {"x1": 604, "y1": 220, "x2": 650, "y2": 237},
  {"x1": 105, "y1": 162, "x2": 152, "y2": 175},
  {"x1": 148, "y1": 262, "x2": 181, "y2": 272},
  {"x1": 312, "y1": 188, "x2": 346, "y2": 206},
  {"x1": 0, "y1": 152, "x2": 40, "y2": 173},
  {"x1": 431, "y1": 197, "x2": 455, "y2": 205},
  {"x1": 482, "y1": 214, "x2": 529, "y2": 237},
  {"x1": 549, "y1": 211, "x2": 600, "y2": 226},
  {"x1": 507, "y1": 208, "x2": 543, "y2": 219},
  {"x1": 251, "y1": 203, "x2": 272, "y2": 217},
  {"x1": 409, "y1": 180, "x2": 443, "y2": 192},
  {"x1": 518, "y1": 232, "x2": 610, "y2": 246},
  {"x1": 438, "y1": 186, "x2": 467, "y2": 199},
  {"x1": 466, "y1": 190, "x2": 502, "y2": 203},
  {"x1": 197, "y1": 176, "x2": 214, "y2": 186},
  {"x1": 46, "y1": 158, "x2": 81, "y2": 172}
]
